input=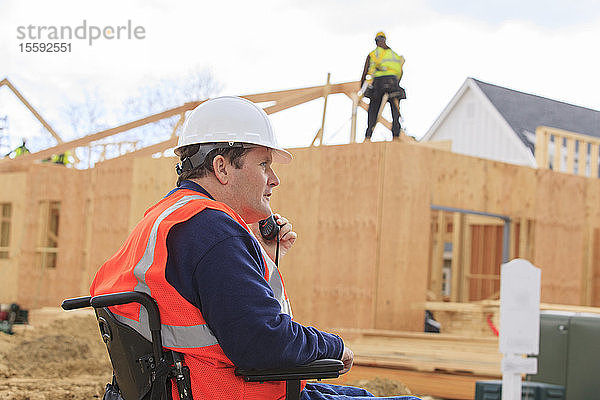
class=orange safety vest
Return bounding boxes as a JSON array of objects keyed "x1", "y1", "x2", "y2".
[{"x1": 91, "y1": 188, "x2": 296, "y2": 400}]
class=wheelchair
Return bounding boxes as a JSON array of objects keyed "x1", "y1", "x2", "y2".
[{"x1": 62, "y1": 291, "x2": 344, "y2": 400}]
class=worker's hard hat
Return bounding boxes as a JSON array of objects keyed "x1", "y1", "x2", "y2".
[
  {"x1": 175, "y1": 96, "x2": 292, "y2": 164},
  {"x1": 375, "y1": 31, "x2": 386, "y2": 39}
]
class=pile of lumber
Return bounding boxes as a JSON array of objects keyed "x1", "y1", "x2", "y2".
[{"x1": 332, "y1": 329, "x2": 501, "y2": 400}]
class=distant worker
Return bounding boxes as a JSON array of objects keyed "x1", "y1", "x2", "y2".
[
  {"x1": 50, "y1": 150, "x2": 72, "y2": 166},
  {"x1": 5, "y1": 139, "x2": 30, "y2": 158},
  {"x1": 360, "y1": 31, "x2": 406, "y2": 141},
  {"x1": 42, "y1": 150, "x2": 72, "y2": 166}
]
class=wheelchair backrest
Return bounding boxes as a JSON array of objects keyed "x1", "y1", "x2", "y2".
[{"x1": 96, "y1": 307, "x2": 156, "y2": 400}]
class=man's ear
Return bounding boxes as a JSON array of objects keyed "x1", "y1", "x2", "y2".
[{"x1": 213, "y1": 155, "x2": 229, "y2": 184}]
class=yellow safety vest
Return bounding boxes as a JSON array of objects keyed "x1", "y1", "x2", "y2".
[
  {"x1": 51, "y1": 150, "x2": 71, "y2": 165},
  {"x1": 368, "y1": 47, "x2": 405, "y2": 80},
  {"x1": 14, "y1": 146, "x2": 29, "y2": 157}
]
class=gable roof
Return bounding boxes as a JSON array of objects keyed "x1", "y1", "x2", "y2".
[{"x1": 471, "y1": 78, "x2": 600, "y2": 153}]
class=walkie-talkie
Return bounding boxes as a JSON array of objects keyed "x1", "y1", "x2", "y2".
[
  {"x1": 258, "y1": 215, "x2": 281, "y2": 265},
  {"x1": 259, "y1": 214, "x2": 280, "y2": 240}
]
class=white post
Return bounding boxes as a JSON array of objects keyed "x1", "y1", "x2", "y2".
[{"x1": 499, "y1": 259, "x2": 541, "y2": 400}]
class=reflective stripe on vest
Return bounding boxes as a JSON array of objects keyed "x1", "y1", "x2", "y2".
[
  {"x1": 114, "y1": 307, "x2": 218, "y2": 348},
  {"x1": 128, "y1": 194, "x2": 220, "y2": 348},
  {"x1": 254, "y1": 233, "x2": 293, "y2": 317}
]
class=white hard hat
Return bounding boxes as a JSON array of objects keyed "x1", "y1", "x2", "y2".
[{"x1": 175, "y1": 96, "x2": 292, "y2": 164}]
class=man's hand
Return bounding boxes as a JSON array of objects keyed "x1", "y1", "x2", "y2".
[
  {"x1": 249, "y1": 214, "x2": 297, "y2": 262},
  {"x1": 340, "y1": 346, "x2": 354, "y2": 374}
]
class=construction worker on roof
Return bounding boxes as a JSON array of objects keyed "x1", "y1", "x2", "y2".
[
  {"x1": 42, "y1": 150, "x2": 72, "y2": 166},
  {"x1": 360, "y1": 31, "x2": 406, "y2": 141},
  {"x1": 5, "y1": 138, "x2": 30, "y2": 158},
  {"x1": 90, "y1": 97, "x2": 420, "y2": 400},
  {"x1": 50, "y1": 150, "x2": 72, "y2": 166}
]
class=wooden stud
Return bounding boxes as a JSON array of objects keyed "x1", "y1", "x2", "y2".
[
  {"x1": 170, "y1": 112, "x2": 186, "y2": 138},
  {"x1": 311, "y1": 73, "x2": 332, "y2": 146},
  {"x1": 354, "y1": 97, "x2": 394, "y2": 131},
  {"x1": 578, "y1": 140, "x2": 587, "y2": 176},
  {"x1": 566, "y1": 138, "x2": 575, "y2": 173},
  {"x1": 535, "y1": 127, "x2": 549, "y2": 168},
  {"x1": 591, "y1": 143, "x2": 599, "y2": 178},
  {"x1": 450, "y1": 212, "x2": 465, "y2": 302},
  {"x1": 518, "y1": 218, "x2": 525, "y2": 259},
  {"x1": 431, "y1": 210, "x2": 445, "y2": 299},
  {"x1": 553, "y1": 134, "x2": 562, "y2": 172},
  {"x1": 375, "y1": 93, "x2": 390, "y2": 133},
  {"x1": 461, "y1": 221, "x2": 473, "y2": 302},
  {"x1": 350, "y1": 92, "x2": 359, "y2": 143}
]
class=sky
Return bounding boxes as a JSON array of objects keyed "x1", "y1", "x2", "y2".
[{"x1": 1, "y1": 0, "x2": 600, "y2": 157}]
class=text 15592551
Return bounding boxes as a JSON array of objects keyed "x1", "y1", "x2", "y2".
[{"x1": 19, "y1": 43, "x2": 72, "y2": 52}]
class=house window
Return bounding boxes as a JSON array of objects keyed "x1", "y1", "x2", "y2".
[
  {"x1": 0, "y1": 203, "x2": 11, "y2": 259},
  {"x1": 37, "y1": 201, "x2": 60, "y2": 269}
]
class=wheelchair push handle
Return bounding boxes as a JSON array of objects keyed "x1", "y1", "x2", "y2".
[
  {"x1": 61, "y1": 296, "x2": 92, "y2": 310},
  {"x1": 90, "y1": 292, "x2": 161, "y2": 332},
  {"x1": 61, "y1": 291, "x2": 165, "y2": 369}
]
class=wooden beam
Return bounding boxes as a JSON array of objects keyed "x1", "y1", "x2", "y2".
[
  {"x1": 0, "y1": 80, "x2": 358, "y2": 171},
  {"x1": 350, "y1": 92, "x2": 359, "y2": 143},
  {"x1": 170, "y1": 112, "x2": 186, "y2": 138},
  {"x1": 431, "y1": 211, "x2": 445, "y2": 299},
  {"x1": 355, "y1": 97, "x2": 393, "y2": 131},
  {"x1": 461, "y1": 222, "x2": 472, "y2": 302},
  {"x1": 0, "y1": 79, "x2": 64, "y2": 145},
  {"x1": 566, "y1": 138, "x2": 575, "y2": 173},
  {"x1": 375, "y1": 93, "x2": 390, "y2": 133},
  {"x1": 578, "y1": 140, "x2": 587, "y2": 176},
  {"x1": 111, "y1": 137, "x2": 178, "y2": 161},
  {"x1": 311, "y1": 73, "x2": 331, "y2": 146},
  {"x1": 0, "y1": 102, "x2": 203, "y2": 170},
  {"x1": 450, "y1": 212, "x2": 465, "y2": 302},
  {"x1": 535, "y1": 127, "x2": 549, "y2": 169},
  {"x1": 263, "y1": 89, "x2": 323, "y2": 115},
  {"x1": 553, "y1": 134, "x2": 562, "y2": 172},
  {"x1": 539, "y1": 125, "x2": 600, "y2": 144},
  {"x1": 241, "y1": 81, "x2": 360, "y2": 104},
  {"x1": 519, "y1": 218, "x2": 528, "y2": 259},
  {"x1": 591, "y1": 143, "x2": 599, "y2": 178}
]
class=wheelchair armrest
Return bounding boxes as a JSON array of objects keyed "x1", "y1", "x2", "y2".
[{"x1": 235, "y1": 358, "x2": 344, "y2": 382}]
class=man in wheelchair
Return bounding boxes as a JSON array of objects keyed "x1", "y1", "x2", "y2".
[{"x1": 88, "y1": 97, "x2": 420, "y2": 400}]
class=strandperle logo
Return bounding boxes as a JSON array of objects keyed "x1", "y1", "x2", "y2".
[{"x1": 16, "y1": 20, "x2": 146, "y2": 46}]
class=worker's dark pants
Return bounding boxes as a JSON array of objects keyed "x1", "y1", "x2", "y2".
[
  {"x1": 365, "y1": 76, "x2": 402, "y2": 139},
  {"x1": 302, "y1": 383, "x2": 421, "y2": 399}
]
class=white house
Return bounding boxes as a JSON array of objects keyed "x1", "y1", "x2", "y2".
[{"x1": 421, "y1": 78, "x2": 600, "y2": 168}]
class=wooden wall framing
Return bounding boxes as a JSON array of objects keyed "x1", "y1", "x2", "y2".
[
  {"x1": 1, "y1": 141, "x2": 600, "y2": 331},
  {"x1": 1, "y1": 81, "x2": 599, "y2": 332}
]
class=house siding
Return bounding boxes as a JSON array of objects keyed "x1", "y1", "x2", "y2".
[{"x1": 428, "y1": 87, "x2": 535, "y2": 167}]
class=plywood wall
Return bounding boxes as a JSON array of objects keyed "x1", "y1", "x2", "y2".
[
  {"x1": 3, "y1": 141, "x2": 600, "y2": 330},
  {"x1": 0, "y1": 165, "x2": 88, "y2": 309},
  {"x1": 0, "y1": 172, "x2": 28, "y2": 304},
  {"x1": 270, "y1": 143, "x2": 429, "y2": 331}
]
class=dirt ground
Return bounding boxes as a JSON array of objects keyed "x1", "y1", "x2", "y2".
[
  {"x1": 0, "y1": 308, "x2": 437, "y2": 399},
  {"x1": 0, "y1": 308, "x2": 111, "y2": 400}
]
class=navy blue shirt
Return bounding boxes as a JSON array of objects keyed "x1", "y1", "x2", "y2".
[{"x1": 164, "y1": 180, "x2": 344, "y2": 370}]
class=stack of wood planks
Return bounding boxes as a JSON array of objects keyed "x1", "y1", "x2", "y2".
[{"x1": 331, "y1": 329, "x2": 501, "y2": 400}]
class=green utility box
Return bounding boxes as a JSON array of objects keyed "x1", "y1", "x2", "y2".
[
  {"x1": 474, "y1": 380, "x2": 565, "y2": 400},
  {"x1": 527, "y1": 311, "x2": 600, "y2": 400}
]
